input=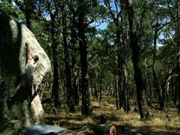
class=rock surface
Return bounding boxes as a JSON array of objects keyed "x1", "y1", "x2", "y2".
[{"x1": 0, "y1": 10, "x2": 51, "y2": 134}]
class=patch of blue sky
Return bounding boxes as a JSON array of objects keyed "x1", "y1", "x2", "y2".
[
  {"x1": 42, "y1": 12, "x2": 50, "y2": 20},
  {"x1": 157, "y1": 33, "x2": 164, "y2": 47},
  {"x1": 91, "y1": 22, "x2": 108, "y2": 30},
  {"x1": 96, "y1": 22, "x2": 108, "y2": 30},
  {"x1": 158, "y1": 30, "x2": 175, "y2": 47}
]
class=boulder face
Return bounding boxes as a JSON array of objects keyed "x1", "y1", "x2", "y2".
[{"x1": 0, "y1": 10, "x2": 51, "y2": 134}]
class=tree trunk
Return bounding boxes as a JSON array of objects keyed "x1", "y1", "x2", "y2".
[
  {"x1": 78, "y1": 5, "x2": 91, "y2": 115},
  {"x1": 74, "y1": 76, "x2": 79, "y2": 105},
  {"x1": 14, "y1": 0, "x2": 33, "y2": 30},
  {"x1": 176, "y1": 4, "x2": 180, "y2": 113},
  {"x1": 71, "y1": 52, "x2": 79, "y2": 105},
  {"x1": 62, "y1": 15, "x2": 75, "y2": 112},
  {"x1": 152, "y1": 21, "x2": 164, "y2": 110},
  {"x1": 123, "y1": 68, "x2": 130, "y2": 112},
  {"x1": 174, "y1": 80, "x2": 178, "y2": 104},
  {"x1": 90, "y1": 79, "x2": 93, "y2": 96},
  {"x1": 94, "y1": 83, "x2": 98, "y2": 99},
  {"x1": 126, "y1": 0, "x2": 149, "y2": 119},
  {"x1": 99, "y1": 68, "x2": 103, "y2": 101},
  {"x1": 113, "y1": 74, "x2": 118, "y2": 108},
  {"x1": 117, "y1": 29, "x2": 123, "y2": 109},
  {"x1": 51, "y1": 13, "x2": 60, "y2": 108}
]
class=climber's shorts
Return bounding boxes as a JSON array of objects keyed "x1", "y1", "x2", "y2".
[{"x1": 19, "y1": 74, "x2": 34, "y2": 87}]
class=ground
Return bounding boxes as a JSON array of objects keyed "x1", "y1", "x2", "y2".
[{"x1": 42, "y1": 94, "x2": 180, "y2": 135}]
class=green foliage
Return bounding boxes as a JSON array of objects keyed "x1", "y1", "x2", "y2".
[
  {"x1": 0, "y1": 0, "x2": 25, "y2": 21},
  {"x1": 1, "y1": 0, "x2": 179, "y2": 114}
]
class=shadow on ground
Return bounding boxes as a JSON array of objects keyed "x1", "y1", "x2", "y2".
[{"x1": 44, "y1": 114, "x2": 180, "y2": 135}]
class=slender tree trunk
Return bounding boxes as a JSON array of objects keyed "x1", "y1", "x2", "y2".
[
  {"x1": 94, "y1": 83, "x2": 98, "y2": 99},
  {"x1": 123, "y1": 68, "x2": 130, "y2": 112},
  {"x1": 152, "y1": 21, "x2": 164, "y2": 110},
  {"x1": 63, "y1": 27, "x2": 75, "y2": 112},
  {"x1": 113, "y1": 74, "x2": 118, "y2": 108},
  {"x1": 25, "y1": 13, "x2": 31, "y2": 30},
  {"x1": 60, "y1": 2, "x2": 75, "y2": 112},
  {"x1": 176, "y1": 4, "x2": 180, "y2": 113},
  {"x1": 15, "y1": 0, "x2": 33, "y2": 30},
  {"x1": 149, "y1": 78, "x2": 153, "y2": 104},
  {"x1": 99, "y1": 68, "x2": 103, "y2": 101},
  {"x1": 117, "y1": 29, "x2": 123, "y2": 109},
  {"x1": 78, "y1": 6, "x2": 91, "y2": 115},
  {"x1": 51, "y1": 13, "x2": 60, "y2": 108},
  {"x1": 174, "y1": 80, "x2": 178, "y2": 104},
  {"x1": 73, "y1": 68, "x2": 79, "y2": 105},
  {"x1": 71, "y1": 51, "x2": 79, "y2": 105},
  {"x1": 90, "y1": 79, "x2": 93, "y2": 96},
  {"x1": 73, "y1": 70, "x2": 79, "y2": 106},
  {"x1": 108, "y1": 82, "x2": 111, "y2": 97},
  {"x1": 126, "y1": 0, "x2": 149, "y2": 119}
]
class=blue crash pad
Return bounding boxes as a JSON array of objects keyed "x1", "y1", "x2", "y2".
[{"x1": 21, "y1": 124, "x2": 64, "y2": 135}]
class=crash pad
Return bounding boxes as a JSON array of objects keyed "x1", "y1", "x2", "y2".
[{"x1": 20, "y1": 124, "x2": 64, "y2": 135}]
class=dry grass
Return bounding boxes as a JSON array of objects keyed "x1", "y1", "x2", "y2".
[{"x1": 42, "y1": 96, "x2": 180, "y2": 134}]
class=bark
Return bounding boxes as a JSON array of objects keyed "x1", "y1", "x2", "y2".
[
  {"x1": 176, "y1": 4, "x2": 180, "y2": 113},
  {"x1": 62, "y1": 14, "x2": 75, "y2": 112},
  {"x1": 126, "y1": 0, "x2": 149, "y2": 119},
  {"x1": 123, "y1": 68, "x2": 130, "y2": 112},
  {"x1": 74, "y1": 76, "x2": 79, "y2": 105},
  {"x1": 72, "y1": 53, "x2": 79, "y2": 105},
  {"x1": 78, "y1": 2, "x2": 91, "y2": 115},
  {"x1": 51, "y1": 13, "x2": 60, "y2": 108},
  {"x1": 90, "y1": 79, "x2": 93, "y2": 96},
  {"x1": 174, "y1": 80, "x2": 178, "y2": 104},
  {"x1": 117, "y1": 29, "x2": 123, "y2": 109},
  {"x1": 14, "y1": 0, "x2": 34, "y2": 30},
  {"x1": 99, "y1": 68, "x2": 103, "y2": 101},
  {"x1": 152, "y1": 21, "x2": 164, "y2": 110},
  {"x1": 113, "y1": 74, "x2": 118, "y2": 108},
  {"x1": 94, "y1": 83, "x2": 98, "y2": 99}
]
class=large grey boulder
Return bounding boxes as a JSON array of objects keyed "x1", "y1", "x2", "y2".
[{"x1": 0, "y1": 10, "x2": 51, "y2": 134}]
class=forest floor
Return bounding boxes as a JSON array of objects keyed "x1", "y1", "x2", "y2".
[{"x1": 42, "y1": 94, "x2": 180, "y2": 135}]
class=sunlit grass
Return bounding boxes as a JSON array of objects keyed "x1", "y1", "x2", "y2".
[{"x1": 42, "y1": 95, "x2": 180, "y2": 134}]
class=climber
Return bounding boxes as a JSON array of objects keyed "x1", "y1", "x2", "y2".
[{"x1": 7, "y1": 42, "x2": 39, "y2": 109}]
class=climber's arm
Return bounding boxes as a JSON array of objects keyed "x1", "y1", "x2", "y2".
[{"x1": 25, "y1": 42, "x2": 32, "y2": 63}]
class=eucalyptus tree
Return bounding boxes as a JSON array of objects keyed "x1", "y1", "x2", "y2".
[
  {"x1": 33, "y1": 0, "x2": 61, "y2": 108},
  {"x1": 66, "y1": 0, "x2": 107, "y2": 115},
  {"x1": 174, "y1": 1, "x2": 180, "y2": 113},
  {"x1": 150, "y1": 1, "x2": 179, "y2": 110},
  {"x1": 101, "y1": 22, "x2": 119, "y2": 106},
  {"x1": 55, "y1": 1, "x2": 76, "y2": 112},
  {"x1": 47, "y1": 0, "x2": 61, "y2": 108},
  {"x1": 103, "y1": 0, "x2": 130, "y2": 111},
  {"x1": 126, "y1": 0, "x2": 150, "y2": 119}
]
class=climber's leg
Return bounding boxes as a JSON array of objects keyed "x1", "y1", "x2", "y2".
[{"x1": 13, "y1": 84, "x2": 21, "y2": 96}]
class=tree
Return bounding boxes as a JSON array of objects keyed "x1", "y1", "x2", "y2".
[
  {"x1": 151, "y1": 2, "x2": 178, "y2": 110},
  {"x1": 58, "y1": 1, "x2": 75, "y2": 112},
  {"x1": 126, "y1": 0, "x2": 149, "y2": 119},
  {"x1": 175, "y1": 1, "x2": 180, "y2": 113},
  {"x1": 68, "y1": 0, "x2": 104, "y2": 115},
  {"x1": 48, "y1": 0, "x2": 61, "y2": 108},
  {"x1": 13, "y1": 0, "x2": 36, "y2": 30}
]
